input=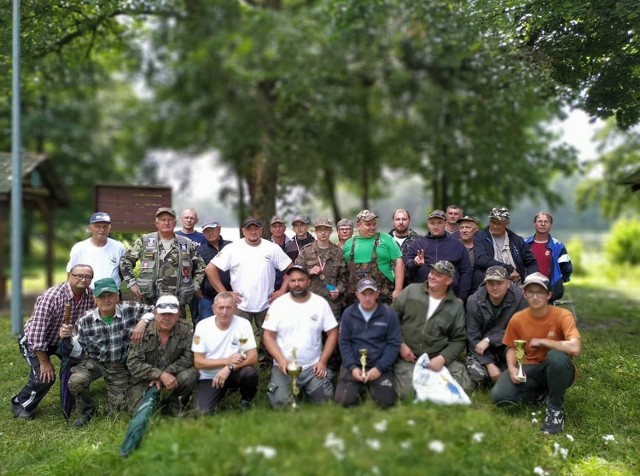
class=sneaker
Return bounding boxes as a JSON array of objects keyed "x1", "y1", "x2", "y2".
[
  {"x1": 239, "y1": 399, "x2": 252, "y2": 411},
  {"x1": 542, "y1": 408, "x2": 565, "y2": 434},
  {"x1": 12, "y1": 402, "x2": 35, "y2": 420},
  {"x1": 73, "y1": 407, "x2": 96, "y2": 429},
  {"x1": 466, "y1": 356, "x2": 488, "y2": 383}
]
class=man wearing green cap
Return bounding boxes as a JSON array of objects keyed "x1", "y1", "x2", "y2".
[{"x1": 67, "y1": 278, "x2": 155, "y2": 428}]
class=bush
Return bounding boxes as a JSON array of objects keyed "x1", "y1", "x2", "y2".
[
  {"x1": 604, "y1": 218, "x2": 640, "y2": 266},
  {"x1": 566, "y1": 237, "x2": 587, "y2": 276}
]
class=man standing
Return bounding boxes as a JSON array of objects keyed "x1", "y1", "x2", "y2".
[
  {"x1": 206, "y1": 217, "x2": 291, "y2": 344},
  {"x1": 474, "y1": 206, "x2": 538, "y2": 284},
  {"x1": 175, "y1": 208, "x2": 206, "y2": 246},
  {"x1": 284, "y1": 214, "x2": 315, "y2": 262},
  {"x1": 67, "y1": 212, "x2": 126, "y2": 289},
  {"x1": 343, "y1": 209, "x2": 404, "y2": 304},
  {"x1": 392, "y1": 261, "x2": 474, "y2": 399},
  {"x1": 445, "y1": 205, "x2": 463, "y2": 239},
  {"x1": 11, "y1": 265, "x2": 95, "y2": 420},
  {"x1": 335, "y1": 278, "x2": 401, "y2": 408},
  {"x1": 192, "y1": 292, "x2": 259, "y2": 415},
  {"x1": 262, "y1": 266, "x2": 338, "y2": 408},
  {"x1": 389, "y1": 209, "x2": 420, "y2": 257},
  {"x1": 491, "y1": 272, "x2": 582, "y2": 435},
  {"x1": 404, "y1": 210, "x2": 472, "y2": 301},
  {"x1": 67, "y1": 278, "x2": 153, "y2": 428},
  {"x1": 127, "y1": 295, "x2": 197, "y2": 416},
  {"x1": 196, "y1": 219, "x2": 231, "y2": 323},
  {"x1": 466, "y1": 266, "x2": 527, "y2": 386},
  {"x1": 524, "y1": 211, "x2": 572, "y2": 301},
  {"x1": 295, "y1": 218, "x2": 348, "y2": 319},
  {"x1": 120, "y1": 207, "x2": 206, "y2": 318},
  {"x1": 269, "y1": 216, "x2": 291, "y2": 292},
  {"x1": 336, "y1": 219, "x2": 354, "y2": 249}
]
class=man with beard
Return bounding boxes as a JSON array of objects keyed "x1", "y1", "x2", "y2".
[{"x1": 262, "y1": 266, "x2": 338, "y2": 409}]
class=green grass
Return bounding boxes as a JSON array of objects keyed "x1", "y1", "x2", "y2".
[{"x1": 1, "y1": 276, "x2": 639, "y2": 475}]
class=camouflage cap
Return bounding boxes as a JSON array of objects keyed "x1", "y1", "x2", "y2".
[
  {"x1": 356, "y1": 210, "x2": 378, "y2": 222},
  {"x1": 291, "y1": 214, "x2": 310, "y2": 225},
  {"x1": 285, "y1": 264, "x2": 310, "y2": 277},
  {"x1": 489, "y1": 206, "x2": 510, "y2": 222},
  {"x1": 156, "y1": 207, "x2": 176, "y2": 217},
  {"x1": 357, "y1": 277, "x2": 378, "y2": 292},
  {"x1": 89, "y1": 212, "x2": 111, "y2": 224},
  {"x1": 270, "y1": 216, "x2": 286, "y2": 226},
  {"x1": 427, "y1": 209, "x2": 447, "y2": 220},
  {"x1": 523, "y1": 272, "x2": 550, "y2": 291},
  {"x1": 156, "y1": 295, "x2": 180, "y2": 314},
  {"x1": 457, "y1": 215, "x2": 478, "y2": 225},
  {"x1": 337, "y1": 218, "x2": 353, "y2": 229},
  {"x1": 484, "y1": 265, "x2": 508, "y2": 282},
  {"x1": 314, "y1": 218, "x2": 333, "y2": 229},
  {"x1": 429, "y1": 260, "x2": 456, "y2": 278},
  {"x1": 94, "y1": 278, "x2": 118, "y2": 297}
]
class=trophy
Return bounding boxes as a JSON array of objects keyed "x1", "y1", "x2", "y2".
[
  {"x1": 286, "y1": 347, "x2": 302, "y2": 410},
  {"x1": 358, "y1": 348, "x2": 368, "y2": 379},
  {"x1": 238, "y1": 336, "x2": 248, "y2": 358},
  {"x1": 514, "y1": 340, "x2": 527, "y2": 383}
]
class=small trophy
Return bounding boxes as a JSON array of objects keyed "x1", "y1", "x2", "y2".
[
  {"x1": 514, "y1": 340, "x2": 527, "y2": 383},
  {"x1": 358, "y1": 348, "x2": 368, "y2": 379},
  {"x1": 238, "y1": 336, "x2": 248, "y2": 358},
  {"x1": 286, "y1": 347, "x2": 302, "y2": 410}
]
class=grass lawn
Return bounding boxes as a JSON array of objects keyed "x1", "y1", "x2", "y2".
[{"x1": 1, "y1": 276, "x2": 639, "y2": 475}]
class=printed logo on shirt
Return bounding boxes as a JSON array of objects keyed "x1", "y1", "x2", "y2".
[
  {"x1": 310, "y1": 314, "x2": 318, "y2": 322},
  {"x1": 547, "y1": 331, "x2": 557, "y2": 338},
  {"x1": 179, "y1": 242, "x2": 188, "y2": 252},
  {"x1": 193, "y1": 335, "x2": 201, "y2": 345},
  {"x1": 146, "y1": 237, "x2": 156, "y2": 248}
]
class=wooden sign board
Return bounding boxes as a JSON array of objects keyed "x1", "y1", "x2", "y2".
[{"x1": 93, "y1": 185, "x2": 172, "y2": 232}]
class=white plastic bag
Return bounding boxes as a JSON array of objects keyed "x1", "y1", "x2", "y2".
[{"x1": 412, "y1": 353, "x2": 471, "y2": 405}]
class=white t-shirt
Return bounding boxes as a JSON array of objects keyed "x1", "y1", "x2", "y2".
[
  {"x1": 211, "y1": 239, "x2": 291, "y2": 312},
  {"x1": 262, "y1": 293, "x2": 338, "y2": 370},
  {"x1": 192, "y1": 315, "x2": 257, "y2": 380},
  {"x1": 66, "y1": 237, "x2": 126, "y2": 289}
]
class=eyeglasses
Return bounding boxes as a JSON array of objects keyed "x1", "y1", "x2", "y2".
[{"x1": 70, "y1": 273, "x2": 93, "y2": 281}]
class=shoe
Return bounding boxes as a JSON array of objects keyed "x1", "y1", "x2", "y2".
[
  {"x1": 239, "y1": 399, "x2": 252, "y2": 411},
  {"x1": 542, "y1": 408, "x2": 565, "y2": 434},
  {"x1": 73, "y1": 407, "x2": 96, "y2": 429},
  {"x1": 12, "y1": 402, "x2": 35, "y2": 420},
  {"x1": 466, "y1": 356, "x2": 488, "y2": 383}
]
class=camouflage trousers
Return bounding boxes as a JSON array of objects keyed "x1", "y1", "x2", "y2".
[
  {"x1": 127, "y1": 367, "x2": 198, "y2": 415},
  {"x1": 68, "y1": 358, "x2": 130, "y2": 417}
]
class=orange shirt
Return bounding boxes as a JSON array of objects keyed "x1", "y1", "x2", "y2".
[{"x1": 503, "y1": 306, "x2": 581, "y2": 365}]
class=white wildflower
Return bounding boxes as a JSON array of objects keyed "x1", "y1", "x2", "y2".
[
  {"x1": 552, "y1": 442, "x2": 568, "y2": 459},
  {"x1": 400, "y1": 440, "x2": 412, "y2": 450},
  {"x1": 533, "y1": 466, "x2": 549, "y2": 476},
  {"x1": 428, "y1": 440, "x2": 445, "y2": 454},
  {"x1": 531, "y1": 418, "x2": 538, "y2": 424},
  {"x1": 352, "y1": 425, "x2": 360, "y2": 435},
  {"x1": 603, "y1": 435, "x2": 615, "y2": 443},
  {"x1": 471, "y1": 432, "x2": 485, "y2": 443},
  {"x1": 244, "y1": 446, "x2": 277, "y2": 459},
  {"x1": 91, "y1": 442, "x2": 102, "y2": 451},
  {"x1": 366, "y1": 439, "x2": 381, "y2": 451},
  {"x1": 371, "y1": 466, "x2": 381, "y2": 476},
  {"x1": 374, "y1": 420, "x2": 388, "y2": 433},
  {"x1": 566, "y1": 434, "x2": 574, "y2": 442},
  {"x1": 406, "y1": 419, "x2": 416, "y2": 426},
  {"x1": 324, "y1": 432, "x2": 345, "y2": 461}
]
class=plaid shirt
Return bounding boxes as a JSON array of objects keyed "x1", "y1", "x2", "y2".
[
  {"x1": 23, "y1": 282, "x2": 94, "y2": 352},
  {"x1": 75, "y1": 301, "x2": 154, "y2": 364}
]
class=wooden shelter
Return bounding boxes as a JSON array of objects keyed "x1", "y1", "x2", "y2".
[{"x1": 0, "y1": 152, "x2": 70, "y2": 303}]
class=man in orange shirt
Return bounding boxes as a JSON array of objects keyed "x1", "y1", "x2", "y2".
[{"x1": 491, "y1": 272, "x2": 582, "y2": 435}]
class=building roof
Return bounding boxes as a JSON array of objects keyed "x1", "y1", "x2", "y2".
[{"x1": 0, "y1": 152, "x2": 69, "y2": 206}]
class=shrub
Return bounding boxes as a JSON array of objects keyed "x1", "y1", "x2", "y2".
[
  {"x1": 566, "y1": 237, "x2": 587, "y2": 276},
  {"x1": 604, "y1": 218, "x2": 640, "y2": 266}
]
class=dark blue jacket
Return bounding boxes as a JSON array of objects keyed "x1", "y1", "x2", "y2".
[
  {"x1": 474, "y1": 228, "x2": 538, "y2": 281},
  {"x1": 197, "y1": 237, "x2": 232, "y2": 298},
  {"x1": 339, "y1": 303, "x2": 401, "y2": 374},
  {"x1": 524, "y1": 234, "x2": 572, "y2": 300}
]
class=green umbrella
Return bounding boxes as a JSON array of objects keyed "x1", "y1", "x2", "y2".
[{"x1": 119, "y1": 386, "x2": 160, "y2": 458}]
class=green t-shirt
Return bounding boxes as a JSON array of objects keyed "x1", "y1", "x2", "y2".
[
  {"x1": 343, "y1": 233, "x2": 402, "y2": 282},
  {"x1": 101, "y1": 315, "x2": 114, "y2": 326}
]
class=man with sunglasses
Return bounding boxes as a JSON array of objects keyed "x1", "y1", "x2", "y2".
[{"x1": 11, "y1": 265, "x2": 95, "y2": 420}]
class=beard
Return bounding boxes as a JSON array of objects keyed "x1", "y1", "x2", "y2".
[{"x1": 290, "y1": 287, "x2": 310, "y2": 299}]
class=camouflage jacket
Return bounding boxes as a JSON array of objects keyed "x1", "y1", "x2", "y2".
[
  {"x1": 127, "y1": 320, "x2": 195, "y2": 384},
  {"x1": 120, "y1": 232, "x2": 206, "y2": 305}
]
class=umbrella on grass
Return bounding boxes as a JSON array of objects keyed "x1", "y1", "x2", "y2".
[
  {"x1": 120, "y1": 386, "x2": 160, "y2": 457},
  {"x1": 58, "y1": 303, "x2": 75, "y2": 420}
]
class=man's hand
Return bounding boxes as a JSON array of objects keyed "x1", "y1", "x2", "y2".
[
  {"x1": 194, "y1": 290, "x2": 203, "y2": 299},
  {"x1": 59, "y1": 323, "x2": 73, "y2": 339},
  {"x1": 351, "y1": 367, "x2": 365, "y2": 382},
  {"x1": 486, "y1": 363, "x2": 501, "y2": 382},
  {"x1": 212, "y1": 366, "x2": 231, "y2": 388},
  {"x1": 414, "y1": 249, "x2": 425, "y2": 266},
  {"x1": 529, "y1": 338, "x2": 546, "y2": 349},
  {"x1": 329, "y1": 289, "x2": 340, "y2": 300},
  {"x1": 228, "y1": 353, "x2": 245, "y2": 366},
  {"x1": 363, "y1": 367, "x2": 381, "y2": 383},
  {"x1": 159, "y1": 372, "x2": 178, "y2": 390},
  {"x1": 312, "y1": 361, "x2": 328, "y2": 379},
  {"x1": 427, "y1": 355, "x2": 446, "y2": 372},
  {"x1": 475, "y1": 338, "x2": 489, "y2": 356},
  {"x1": 509, "y1": 270, "x2": 521, "y2": 283},
  {"x1": 131, "y1": 320, "x2": 148, "y2": 344},
  {"x1": 39, "y1": 360, "x2": 55, "y2": 384},
  {"x1": 309, "y1": 265, "x2": 321, "y2": 276},
  {"x1": 399, "y1": 343, "x2": 416, "y2": 362},
  {"x1": 150, "y1": 379, "x2": 162, "y2": 390},
  {"x1": 508, "y1": 366, "x2": 522, "y2": 385},
  {"x1": 130, "y1": 283, "x2": 143, "y2": 300},
  {"x1": 231, "y1": 291, "x2": 243, "y2": 305}
]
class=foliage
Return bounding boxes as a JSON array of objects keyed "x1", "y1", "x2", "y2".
[
  {"x1": 565, "y1": 237, "x2": 587, "y2": 277},
  {"x1": 604, "y1": 218, "x2": 640, "y2": 266}
]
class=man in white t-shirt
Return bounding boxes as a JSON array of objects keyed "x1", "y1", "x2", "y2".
[
  {"x1": 67, "y1": 212, "x2": 126, "y2": 289},
  {"x1": 192, "y1": 292, "x2": 259, "y2": 415},
  {"x1": 262, "y1": 265, "x2": 338, "y2": 409}
]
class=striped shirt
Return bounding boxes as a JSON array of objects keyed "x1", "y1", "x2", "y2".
[{"x1": 23, "y1": 282, "x2": 94, "y2": 352}]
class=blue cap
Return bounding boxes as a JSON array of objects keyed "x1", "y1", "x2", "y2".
[{"x1": 89, "y1": 212, "x2": 111, "y2": 224}]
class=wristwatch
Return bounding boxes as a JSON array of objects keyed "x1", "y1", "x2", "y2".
[{"x1": 227, "y1": 363, "x2": 234, "y2": 372}]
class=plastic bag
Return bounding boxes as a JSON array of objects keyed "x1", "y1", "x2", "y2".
[{"x1": 412, "y1": 353, "x2": 471, "y2": 405}]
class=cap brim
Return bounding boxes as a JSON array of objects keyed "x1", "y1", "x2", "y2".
[
  {"x1": 95, "y1": 287, "x2": 118, "y2": 296},
  {"x1": 156, "y1": 307, "x2": 180, "y2": 314}
]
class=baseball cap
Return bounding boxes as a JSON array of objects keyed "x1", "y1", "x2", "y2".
[
  {"x1": 429, "y1": 260, "x2": 456, "y2": 278},
  {"x1": 156, "y1": 295, "x2": 180, "y2": 313},
  {"x1": 270, "y1": 216, "x2": 286, "y2": 226},
  {"x1": 89, "y1": 212, "x2": 111, "y2": 224},
  {"x1": 356, "y1": 210, "x2": 378, "y2": 222},
  {"x1": 94, "y1": 278, "x2": 118, "y2": 297},
  {"x1": 427, "y1": 210, "x2": 446, "y2": 220},
  {"x1": 156, "y1": 207, "x2": 176, "y2": 217},
  {"x1": 337, "y1": 218, "x2": 353, "y2": 229},
  {"x1": 201, "y1": 220, "x2": 220, "y2": 231},
  {"x1": 314, "y1": 218, "x2": 333, "y2": 228},
  {"x1": 489, "y1": 207, "x2": 510, "y2": 222},
  {"x1": 291, "y1": 214, "x2": 310, "y2": 225},
  {"x1": 484, "y1": 265, "x2": 508, "y2": 282},
  {"x1": 523, "y1": 272, "x2": 550, "y2": 291},
  {"x1": 285, "y1": 264, "x2": 310, "y2": 277},
  {"x1": 242, "y1": 217, "x2": 263, "y2": 228},
  {"x1": 357, "y1": 277, "x2": 378, "y2": 292},
  {"x1": 457, "y1": 215, "x2": 478, "y2": 225}
]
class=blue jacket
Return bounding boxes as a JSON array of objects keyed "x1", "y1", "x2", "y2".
[
  {"x1": 474, "y1": 228, "x2": 538, "y2": 281},
  {"x1": 339, "y1": 303, "x2": 401, "y2": 374},
  {"x1": 524, "y1": 234, "x2": 572, "y2": 300}
]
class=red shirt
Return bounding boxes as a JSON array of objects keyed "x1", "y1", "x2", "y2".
[{"x1": 531, "y1": 240, "x2": 551, "y2": 278}]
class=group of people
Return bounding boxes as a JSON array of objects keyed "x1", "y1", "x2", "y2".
[{"x1": 11, "y1": 204, "x2": 580, "y2": 435}]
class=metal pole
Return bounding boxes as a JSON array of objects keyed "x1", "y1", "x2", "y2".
[{"x1": 11, "y1": 0, "x2": 23, "y2": 335}]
